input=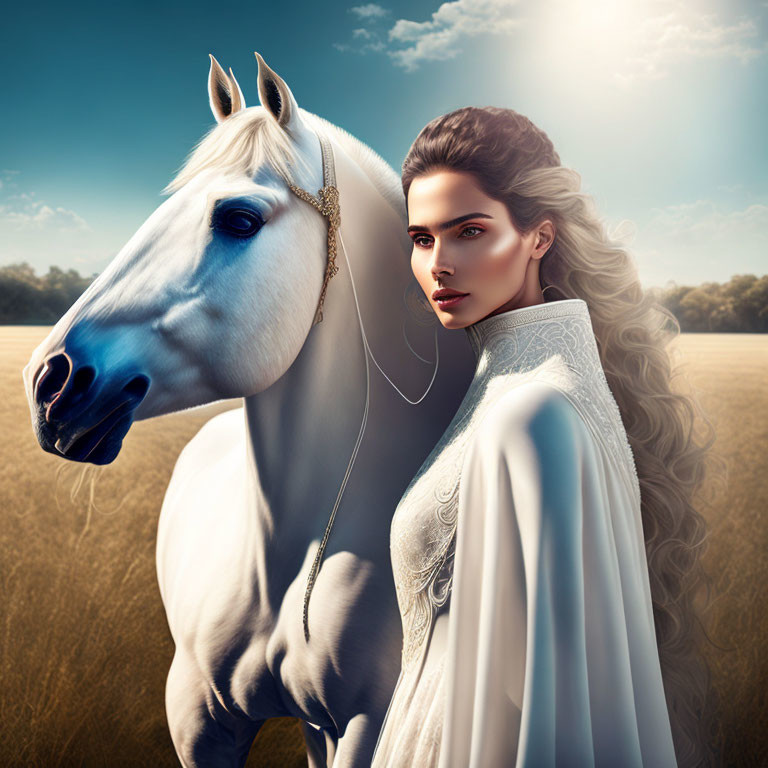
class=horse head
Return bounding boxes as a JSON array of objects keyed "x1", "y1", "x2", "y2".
[{"x1": 23, "y1": 53, "x2": 440, "y2": 465}]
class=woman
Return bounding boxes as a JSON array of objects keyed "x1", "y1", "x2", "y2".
[{"x1": 370, "y1": 107, "x2": 716, "y2": 767}]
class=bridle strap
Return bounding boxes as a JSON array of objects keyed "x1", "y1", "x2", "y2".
[
  {"x1": 287, "y1": 132, "x2": 340, "y2": 325},
  {"x1": 286, "y1": 131, "x2": 345, "y2": 641}
]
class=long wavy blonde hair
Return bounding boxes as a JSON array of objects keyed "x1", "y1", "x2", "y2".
[{"x1": 402, "y1": 106, "x2": 720, "y2": 767}]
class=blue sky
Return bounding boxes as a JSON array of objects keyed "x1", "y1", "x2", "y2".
[{"x1": 1, "y1": 0, "x2": 766, "y2": 286}]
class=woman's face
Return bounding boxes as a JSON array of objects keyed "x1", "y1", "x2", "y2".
[{"x1": 407, "y1": 169, "x2": 554, "y2": 329}]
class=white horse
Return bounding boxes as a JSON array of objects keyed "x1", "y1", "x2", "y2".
[{"x1": 23, "y1": 53, "x2": 474, "y2": 766}]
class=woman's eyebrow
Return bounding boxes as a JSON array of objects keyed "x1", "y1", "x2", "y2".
[{"x1": 407, "y1": 212, "x2": 492, "y2": 234}]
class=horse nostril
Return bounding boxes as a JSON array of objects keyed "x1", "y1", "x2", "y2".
[
  {"x1": 41, "y1": 359, "x2": 98, "y2": 422},
  {"x1": 35, "y1": 354, "x2": 71, "y2": 406},
  {"x1": 122, "y1": 375, "x2": 150, "y2": 401},
  {"x1": 59, "y1": 365, "x2": 98, "y2": 413},
  {"x1": 72, "y1": 366, "x2": 96, "y2": 395}
]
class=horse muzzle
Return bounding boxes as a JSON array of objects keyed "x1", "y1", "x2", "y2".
[{"x1": 30, "y1": 351, "x2": 150, "y2": 465}]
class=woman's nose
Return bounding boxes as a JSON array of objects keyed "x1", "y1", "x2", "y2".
[{"x1": 430, "y1": 239, "x2": 454, "y2": 278}]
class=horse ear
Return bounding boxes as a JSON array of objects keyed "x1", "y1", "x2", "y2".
[
  {"x1": 254, "y1": 52, "x2": 302, "y2": 133},
  {"x1": 228, "y1": 67, "x2": 246, "y2": 113},
  {"x1": 208, "y1": 54, "x2": 246, "y2": 123}
]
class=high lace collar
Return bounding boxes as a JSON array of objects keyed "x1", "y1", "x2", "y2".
[{"x1": 464, "y1": 298, "x2": 591, "y2": 362}]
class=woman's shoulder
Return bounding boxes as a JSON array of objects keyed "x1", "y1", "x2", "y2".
[
  {"x1": 469, "y1": 381, "x2": 592, "y2": 462},
  {"x1": 460, "y1": 381, "x2": 596, "y2": 529}
]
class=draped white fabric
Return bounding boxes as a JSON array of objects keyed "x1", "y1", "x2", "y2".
[
  {"x1": 439, "y1": 382, "x2": 678, "y2": 767},
  {"x1": 371, "y1": 299, "x2": 678, "y2": 768}
]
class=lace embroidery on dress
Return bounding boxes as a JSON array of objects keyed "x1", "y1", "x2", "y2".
[{"x1": 389, "y1": 299, "x2": 640, "y2": 670}]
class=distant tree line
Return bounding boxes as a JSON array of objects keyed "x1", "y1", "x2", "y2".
[
  {"x1": 0, "y1": 262, "x2": 766, "y2": 331},
  {"x1": 0, "y1": 263, "x2": 95, "y2": 324},
  {"x1": 650, "y1": 274, "x2": 768, "y2": 333}
]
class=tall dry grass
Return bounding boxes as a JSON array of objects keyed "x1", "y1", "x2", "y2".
[
  {"x1": 0, "y1": 327, "x2": 765, "y2": 766},
  {"x1": 665, "y1": 334, "x2": 768, "y2": 767}
]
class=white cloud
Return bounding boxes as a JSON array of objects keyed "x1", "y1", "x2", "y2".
[
  {"x1": 350, "y1": 3, "x2": 389, "y2": 19},
  {"x1": 619, "y1": 199, "x2": 768, "y2": 286},
  {"x1": 337, "y1": 0, "x2": 767, "y2": 80},
  {"x1": 0, "y1": 194, "x2": 89, "y2": 233},
  {"x1": 335, "y1": 8, "x2": 391, "y2": 56},
  {"x1": 537, "y1": 0, "x2": 768, "y2": 88},
  {"x1": 387, "y1": 0, "x2": 522, "y2": 71},
  {"x1": 336, "y1": 0, "x2": 522, "y2": 71},
  {"x1": 0, "y1": 169, "x2": 20, "y2": 191},
  {"x1": 612, "y1": 3, "x2": 768, "y2": 85},
  {"x1": 642, "y1": 200, "x2": 768, "y2": 250},
  {"x1": 0, "y1": 178, "x2": 105, "y2": 274}
]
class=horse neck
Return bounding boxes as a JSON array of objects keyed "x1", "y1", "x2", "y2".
[{"x1": 242, "y1": 141, "x2": 423, "y2": 554}]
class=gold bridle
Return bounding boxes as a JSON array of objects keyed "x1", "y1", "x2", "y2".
[
  {"x1": 286, "y1": 131, "x2": 343, "y2": 641},
  {"x1": 287, "y1": 132, "x2": 341, "y2": 326}
]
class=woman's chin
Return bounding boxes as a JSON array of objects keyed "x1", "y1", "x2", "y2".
[{"x1": 437, "y1": 313, "x2": 471, "y2": 330}]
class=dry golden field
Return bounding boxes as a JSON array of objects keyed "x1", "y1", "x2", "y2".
[{"x1": 1, "y1": 327, "x2": 766, "y2": 767}]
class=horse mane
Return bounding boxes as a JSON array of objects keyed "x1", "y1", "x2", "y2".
[{"x1": 163, "y1": 107, "x2": 405, "y2": 217}]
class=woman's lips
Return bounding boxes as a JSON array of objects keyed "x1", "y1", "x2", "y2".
[{"x1": 434, "y1": 293, "x2": 469, "y2": 309}]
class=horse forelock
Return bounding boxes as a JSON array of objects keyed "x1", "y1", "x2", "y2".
[
  {"x1": 163, "y1": 108, "x2": 310, "y2": 195},
  {"x1": 163, "y1": 107, "x2": 405, "y2": 220}
]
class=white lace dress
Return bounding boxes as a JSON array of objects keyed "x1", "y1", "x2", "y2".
[{"x1": 370, "y1": 298, "x2": 677, "y2": 767}]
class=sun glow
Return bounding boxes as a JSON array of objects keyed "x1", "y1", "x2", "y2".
[
  {"x1": 535, "y1": 0, "x2": 733, "y2": 89},
  {"x1": 544, "y1": 0, "x2": 652, "y2": 82}
]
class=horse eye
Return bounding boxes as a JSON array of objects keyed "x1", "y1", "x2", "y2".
[{"x1": 215, "y1": 208, "x2": 263, "y2": 238}]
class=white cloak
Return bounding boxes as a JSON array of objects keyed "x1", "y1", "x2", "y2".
[{"x1": 372, "y1": 299, "x2": 678, "y2": 768}]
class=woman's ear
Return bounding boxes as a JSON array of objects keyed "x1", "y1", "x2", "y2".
[{"x1": 532, "y1": 219, "x2": 556, "y2": 260}]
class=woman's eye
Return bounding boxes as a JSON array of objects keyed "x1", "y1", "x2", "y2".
[
  {"x1": 215, "y1": 208, "x2": 263, "y2": 238},
  {"x1": 412, "y1": 235, "x2": 433, "y2": 248},
  {"x1": 460, "y1": 226, "x2": 483, "y2": 237}
]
